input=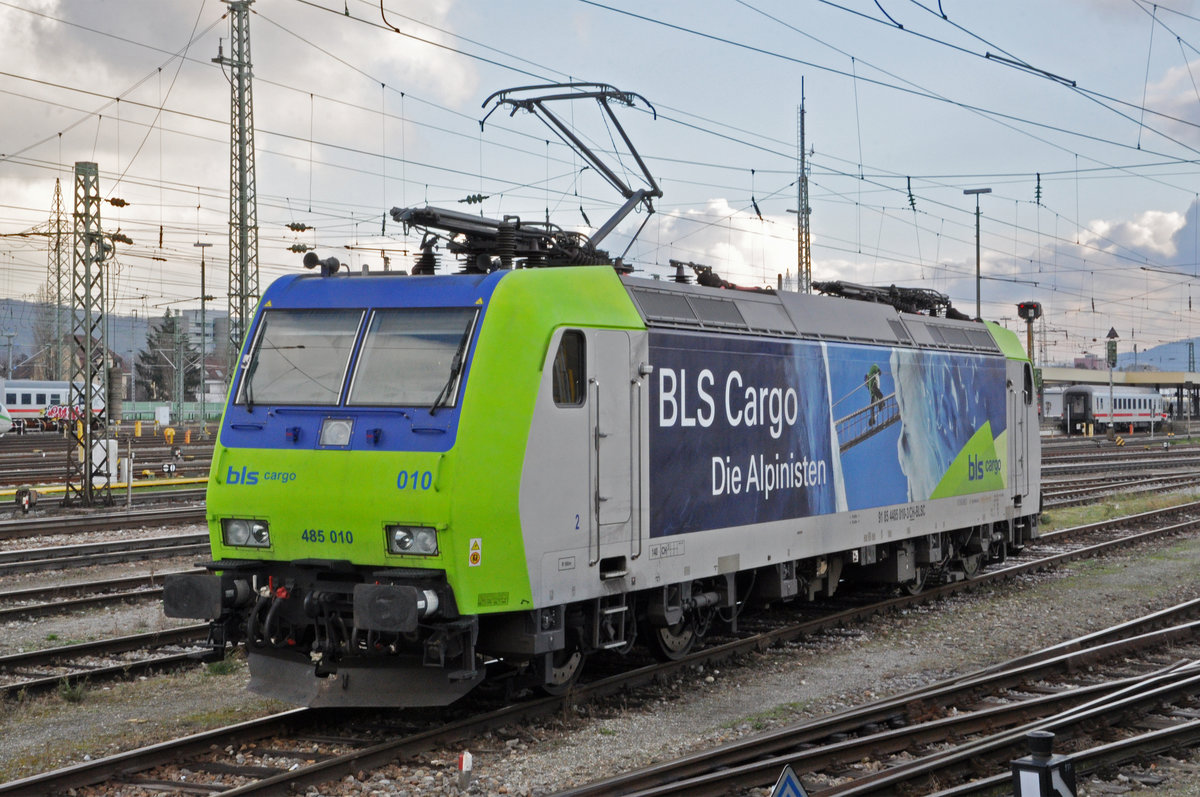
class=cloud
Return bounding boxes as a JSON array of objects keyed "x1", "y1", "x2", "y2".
[
  {"x1": 1081, "y1": 209, "x2": 1186, "y2": 259},
  {"x1": 630, "y1": 198, "x2": 798, "y2": 286},
  {"x1": 1141, "y1": 60, "x2": 1200, "y2": 149}
]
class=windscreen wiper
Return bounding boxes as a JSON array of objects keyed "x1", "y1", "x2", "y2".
[
  {"x1": 243, "y1": 357, "x2": 258, "y2": 412},
  {"x1": 429, "y1": 329, "x2": 472, "y2": 416}
]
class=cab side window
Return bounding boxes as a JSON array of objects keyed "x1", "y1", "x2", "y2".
[{"x1": 552, "y1": 330, "x2": 585, "y2": 407}]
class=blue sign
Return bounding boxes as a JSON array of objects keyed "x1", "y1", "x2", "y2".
[{"x1": 771, "y1": 765, "x2": 809, "y2": 797}]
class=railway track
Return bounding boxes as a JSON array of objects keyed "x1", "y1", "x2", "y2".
[
  {"x1": 6, "y1": 499, "x2": 1200, "y2": 795},
  {"x1": 0, "y1": 505, "x2": 205, "y2": 542},
  {"x1": 0, "y1": 461, "x2": 210, "y2": 487},
  {"x1": 0, "y1": 571, "x2": 181, "y2": 621},
  {"x1": 0, "y1": 439, "x2": 214, "y2": 486},
  {"x1": 1042, "y1": 471, "x2": 1200, "y2": 507},
  {"x1": 554, "y1": 604, "x2": 1200, "y2": 796},
  {"x1": 0, "y1": 570, "x2": 207, "y2": 700},
  {"x1": 0, "y1": 625, "x2": 209, "y2": 700},
  {"x1": 0, "y1": 532, "x2": 208, "y2": 576},
  {"x1": 1043, "y1": 451, "x2": 1200, "y2": 477}
]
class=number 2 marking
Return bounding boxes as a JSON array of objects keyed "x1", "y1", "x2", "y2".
[{"x1": 575, "y1": 514, "x2": 580, "y2": 530}]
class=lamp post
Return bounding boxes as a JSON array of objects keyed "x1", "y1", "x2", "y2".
[
  {"x1": 1106, "y1": 327, "x2": 1119, "y2": 441},
  {"x1": 194, "y1": 241, "x2": 213, "y2": 436},
  {"x1": 963, "y1": 187, "x2": 992, "y2": 320}
]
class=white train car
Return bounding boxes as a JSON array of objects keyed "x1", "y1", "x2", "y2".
[
  {"x1": 1042, "y1": 386, "x2": 1063, "y2": 423},
  {"x1": 3, "y1": 380, "x2": 69, "y2": 430},
  {"x1": 1061, "y1": 384, "x2": 1164, "y2": 434},
  {"x1": 1, "y1": 380, "x2": 101, "y2": 431}
]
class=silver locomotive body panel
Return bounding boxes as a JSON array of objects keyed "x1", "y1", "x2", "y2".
[{"x1": 519, "y1": 279, "x2": 1041, "y2": 607}]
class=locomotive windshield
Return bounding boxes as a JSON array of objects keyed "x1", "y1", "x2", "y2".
[
  {"x1": 238, "y1": 309, "x2": 364, "y2": 406},
  {"x1": 347, "y1": 307, "x2": 478, "y2": 408}
]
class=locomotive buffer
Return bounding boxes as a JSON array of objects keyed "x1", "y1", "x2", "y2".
[{"x1": 836, "y1": 393, "x2": 900, "y2": 452}]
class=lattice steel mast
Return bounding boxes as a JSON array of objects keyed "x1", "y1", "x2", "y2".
[
  {"x1": 797, "y1": 88, "x2": 812, "y2": 294},
  {"x1": 215, "y1": 0, "x2": 259, "y2": 379},
  {"x1": 66, "y1": 162, "x2": 112, "y2": 506},
  {"x1": 48, "y1": 177, "x2": 68, "y2": 379}
]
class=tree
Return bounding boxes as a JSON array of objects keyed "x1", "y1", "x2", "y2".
[
  {"x1": 134, "y1": 311, "x2": 200, "y2": 402},
  {"x1": 28, "y1": 283, "x2": 65, "y2": 380}
]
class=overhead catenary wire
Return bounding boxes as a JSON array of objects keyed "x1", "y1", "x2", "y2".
[{"x1": 1, "y1": 1, "x2": 1197, "y2": 360}]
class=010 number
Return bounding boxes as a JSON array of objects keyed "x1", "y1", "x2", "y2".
[{"x1": 397, "y1": 470, "x2": 433, "y2": 490}]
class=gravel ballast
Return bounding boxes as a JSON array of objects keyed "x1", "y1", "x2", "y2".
[{"x1": 4, "y1": 523, "x2": 1200, "y2": 795}]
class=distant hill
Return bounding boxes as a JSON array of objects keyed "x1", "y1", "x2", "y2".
[
  {"x1": 0, "y1": 298, "x2": 151, "y2": 373},
  {"x1": 1116, "y1": 337, "x2": 1200, "y2": 372},
  {"x1": 0, "y1": 299, "x2": 228, "y2": 378}
]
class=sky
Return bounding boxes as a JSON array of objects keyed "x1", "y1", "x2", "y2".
[{"x1": 3, "y1": 0, "x2": 1200, "y2": 366}]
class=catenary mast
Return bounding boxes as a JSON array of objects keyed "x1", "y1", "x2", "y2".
[{"x1": 215, "y1": 0, "x2": 259, "y2": 382}]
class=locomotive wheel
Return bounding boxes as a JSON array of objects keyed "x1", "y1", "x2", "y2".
[
  {"x1": 903, "y1": 566, "x2": 928, "y2": 595},
  {"x1": 959, "y1": 552, "x2": 984, "y2": 579},
  {"x1": 989, "y1": 539, "x2": 1007, "y2": 564},
  {"x1": 540, "y1": 644, "x2": 587, "y2": 695},
  {"x1": 649, "y1": 617, "x2": 698, "y2": 661}
]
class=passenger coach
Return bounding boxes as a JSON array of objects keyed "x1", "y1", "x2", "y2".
[{"x1": 1061, "y1": 384, "x2": 1164, "y2": 434}]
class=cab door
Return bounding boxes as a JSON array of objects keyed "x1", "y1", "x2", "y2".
[{"x1": 590, "y1": 329, "x2": 636, "y2": 577}]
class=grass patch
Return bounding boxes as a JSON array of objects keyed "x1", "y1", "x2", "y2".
[
  {"x1": 204, "y1": 656, "x2": 242, "y2": 677},
  {"x1": 56, "y1": 678, "x2": 87, "y2": 704},
  {"x1": 1144, "y1": 538, "x2": 1200, "y2": 563},
  {"x1": 1067, "y1": 558, "x2": 1128, "y2": 577},
  {"x1": 0, "y1": 664, "x2": 288, "y2": 783},
  {"x1": 174, "y1": 699, "x2": 285, "y2": 732},
  {"x1": 1041, "y1": 490, "x2": 1200, "y2": 532},
  {"x1": 726, "y1": 701, "x2": 808, "y2": 731}
]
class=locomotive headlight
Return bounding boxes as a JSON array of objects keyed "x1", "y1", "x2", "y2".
[
  {"x1": 386, "y1": 524, "x2": 438, "y2": 555},
  {"x1": 222, "y1": 518, "x2": 271, "y2": 548},
  {"x1": 319, "y1": 417, "x2": 354, "y2": 447}
]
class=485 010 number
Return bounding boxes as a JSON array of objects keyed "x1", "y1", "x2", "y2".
[{"x1": 301, "y1": 528, "x2": 353, "y2": 544}]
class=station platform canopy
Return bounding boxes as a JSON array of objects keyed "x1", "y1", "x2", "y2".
[{"x1": 1040, "y1": 366, "x2": 1200, "y2": 388}]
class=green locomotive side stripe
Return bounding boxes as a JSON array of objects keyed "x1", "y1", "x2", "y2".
[
  {"x1": 447, "y1": 267, "x2": 645, "y2": 614},
  {"x1": 986, "y1": 321, "x2": 1030, "y2": 361},
  {"x1": 929, "y1": 421, "x2": 1006, "y2": 499}
]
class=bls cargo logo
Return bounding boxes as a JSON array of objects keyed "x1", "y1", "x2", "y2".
[
  {"x1": 226, "y1": 465, "x2": 297, "y2": 485},
  {"x1": 967, "y1": 454, "x2": 1001, "y2": 481},
  {"x1": 227, "y1": 466, "x2": 258, "y2": 485}
]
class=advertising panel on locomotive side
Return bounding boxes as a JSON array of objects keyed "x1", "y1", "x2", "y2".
[{"x1": 649, "y1": 330, "x2": 1008, "y2": 536}]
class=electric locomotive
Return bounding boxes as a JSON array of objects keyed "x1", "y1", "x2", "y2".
[
  {"x1": 164, "y1": 84, "x2": 1041, "y2": 707},
  {"x1": 164, "y1": 229, "x2": 1041, "y2": 707}
]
